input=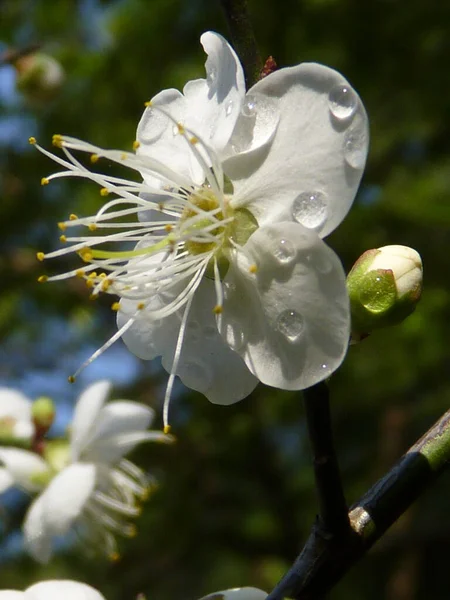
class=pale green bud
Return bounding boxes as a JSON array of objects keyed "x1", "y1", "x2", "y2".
[
  {"x1": 32, "y1": 396, "x2": 55, "y2": 430},
  {"x1": 15, "y1": 52, "x2": 64, "y2": 104},
  {"x1": 347, "y1": 245, "x2": 423, "y2": 336}
]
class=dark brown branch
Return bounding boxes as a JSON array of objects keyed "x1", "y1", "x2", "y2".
[
  {"x1": 267, "y1": 408, "x2": 450, "y2": 600},
  {"x1": 303, "y1": 382, "x2": 350, "y2": 537},
  {"x1": 219, "y1": 0, "x2": 262, "y2": 87}
]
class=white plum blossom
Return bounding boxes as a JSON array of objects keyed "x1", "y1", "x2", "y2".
[
  {"x1": 0, "y1": 388, "x2": 50, "y2": 495},
  {"x1": 34, "y1": 31, "x2": 369, "y2": 424},
  {"x1": 0, "y1": 583, "x2": 266, "y2": 600},
  {"x1": 22, "y1": 380, "x2": 172, "y2": 563},
  {"x1": 0, "y1": 581, "x2": 105, "y2": 600}
]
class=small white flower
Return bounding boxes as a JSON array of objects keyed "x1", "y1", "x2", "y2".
[
  {"x1": 23, "y1": 380, "x2": 172, "y2": 563},
  {"x1": 0, "y1": 580, "x2": 105, "y2": 600},
  {"x1": 0, "y1": 388, "x2": 34, "y2": 443},
  {"x1": 34, "y1": 32, "x2": 369, "y2": 423}
]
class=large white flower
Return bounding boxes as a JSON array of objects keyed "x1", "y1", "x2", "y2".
[
  {"x1": 22, "y1": 380, "x2": 172, "y2": 563},
  {"x1": 200, "y1": 588, "x2": 267, "y2": 600},
  {"x1": 0, "y1": 581, "x2": 105, "y2": 600},
  {"x1": 34, "y1": 31, "x2": 369, "y2": 422}
]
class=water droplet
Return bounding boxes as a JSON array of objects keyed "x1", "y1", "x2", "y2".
[
  {"x1": 242, "y1": 95, "x2": 257, "y2": 117},
  {"x1": 203, "y1": 325, "x2": 217, "y2": 339},
  {"x1": 292, "y1": 191, "x2": 328, "y2": 230},
  {"x1": 328, "y1": 84, "x2": 357, "y2": 121},
  {"x1": 343, "y1": 115, "x2": 368, "y2": 169},
  {"x1": 274, "y1": 239, "x2": 296, "y2": 264},
  {"x1": 225, "y1": 99, "x2": 233, "y2": 116},
  {"x1": 321, "y1": 363, "x2": 328, "y2": 370},
  {"x1": 276, "y1": 310, "x2": 304, "y2": 343}
]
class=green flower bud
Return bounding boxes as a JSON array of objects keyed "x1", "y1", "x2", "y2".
[
  {"x1": 14, "y1": 52, "x2": 64, "y2": 104},
  {"x1": 32, "y1": 396, "x2": 56, "y2": 430},
  {"x1": 347, "y1": 245, "x2": 423, "y2": 336}
]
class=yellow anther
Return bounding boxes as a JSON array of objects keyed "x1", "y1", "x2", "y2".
[
  {"x1": 75, "y1": 270, "x2": 85, "y2": 278},
  {"x1": 137, "y1": 302, "x2": 145, "y2": 310},
  {"x1": 85, "y1": 279, "x2": 94, "y2": 288},
  {"x1": 133, "y1": 140, "x2": 140, "y2": 151},
  {"x1": 58, "y1": 222, "x2": 67, "y2": 231},
  {"x1": 213, "y1": 305, "x2": 223, "y2": 315},
  {"x1": 99, "y1": 272, "x2": 107, "y2": 279},
  {"x1": 88, "y1": 223, "x2": 97, "y2": 231},
  {"x1": 101, "y1": 279, "x2": 111, "y2": 291},
  {"x1": 59, "y1": 235, "x2": 67, "y2": 243},
  {"x1": 249, "y1": 264, "x2": 258, "y2": 274},
  {"x1": 68, "y1": 375, "x2": 76, "y2": 383},
  {"x1": 165, "y1": 224, "x2": 173, "y2": 233},
  {"x1": 41, "y1": 177, "x2": 49, "y2": 186},
  {"x1": 88, "y1": 272, "x2": 98, "y2": 279},
  {"x1": 120, "y1": 153, "x2": 127, "y2": 160},
  {"x1": 37, "y1": 275, "x2": 48, "y2": 283},
  {"x1": 127, "y1": 525, "x2": 137, "y2": 538},
  {"x1": 36, "y1": 252, "x2": 45, "y2": 262},
  {"x1": 163, "y1": 425, "x2": 171, "y2": 434},
  {"x1": 189, "y1": 136, "x2": 199, "y2": 144},
  {"x1": 158, "y1": 203, "x2": 164, "y2": 211},
  {"x1": 52, "y1": 134, "x2": 63, "y2": 148},
  {"x1": 111, "y1": 302, "x2": 120, "y2": 311},
  {"x1": 176, "y1": 122, "x2": 185, "y2": 135},
  {"x1": 28, "y1": 136, "x2": 36, "y2": 145},
  {"x1": 110, "y1": 552, "x2": 120, "y2": 563},
  {"x1": 69, "y1": 214, "x2": 78, "y2": 221},
  {"x1": 79, "y1": 248, "x2": 93, "y2": 262},
  {"x1": 100, "y1": 188, "x2": 109, "y2": 197},
  {"x1": 90, "y1": 154, "x2": 99, "y2": 164},
  {"x1": 144, "y1": 100, "x2": 152, "y2": 107}
]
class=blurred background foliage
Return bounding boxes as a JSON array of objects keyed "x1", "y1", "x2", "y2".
[{"x1": 0, "y1": 0, "x2": 449, "y2": 598}]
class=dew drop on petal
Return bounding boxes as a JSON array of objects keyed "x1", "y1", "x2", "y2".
[
  {"x1": 292, "y1": 192, "x2": 328, "y2": 230},
  {"x1": 274, "y1": 239, "x2": 296, "y2": 264},
  {"x1": 225, "y1": 323, "x2": 245, "y2": 351},
  {"x1": 241, "y1": 95, "x2": 257, "y2": 117},
  {"x1": 276, "y1": 310, "x2": 304, "y2": 343},
  {"x1": 328, "y1": 84, "x2": 357, "y2": 121},
  {"x1": 225, "y1": 99, "x2": 233, "y2": 116},
  {"x1": 343, "y1": 115, "x2": 368, "y2": 169}
]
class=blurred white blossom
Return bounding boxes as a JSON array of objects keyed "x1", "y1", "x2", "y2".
[
  {"x1": 34, "y1": 31, "x2": 368, "y2": 423},
  {"x1": 13, "y1": 380, "x2": 172, "y2": 563},
  {"x1": 0, "y1": 580, "x2": 105, "y2": 600}
]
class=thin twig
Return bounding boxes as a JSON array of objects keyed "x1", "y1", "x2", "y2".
[
  {"x1": 267, "y1": 408, "x2": 450, "y2": 600},
  {"x1": 219, "y1": 0, "x2": 263, "y2": 87},
  {"x1": 303, "y1": 382, "x2": 350, "y2": 537}
]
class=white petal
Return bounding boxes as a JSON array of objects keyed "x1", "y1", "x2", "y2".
[
  {"x1": 70, "y1": 380, "x2": 111, "y2": 461},
  {"x1": 40, "y1": 464, "x2": 96, "y2": 534},
  {"x1": 0, "y1": 448, "x2": 49, "y2": 492},
  {"x1": 0, "y1": 592, "x2": 24, "y2": 599},
  {"x1": 26, "y1": 581, "x2": 105, "y2": 600},
  {"x1": 23, "y1": 494, "x2": 53, "y2": 564},
  {"x1": 136, "y1": 32, "x2": 245, "y2": 188},
  {"x1": 23, "y1": 464, "x2": 96, "y2": 561},
  {"x1": 83, "y1": 401, "x2": 154, "y2": 463},
  {"x1": 0, "y1": 467, "x2": 13, "y2": 494},
  {"x1": 184, "y1": 31, "x2": 246, "y2": 151},
  {"x1": 226, "y1": 63, "x2": 368, "y2": 238},
  {"x1": 200, "y1": 589, "x2": 267, "y2": 600},
  {"x1": 121, "y1": 278, "x2": 258, "y2": 404},
  {"x1": 221, "y1": 222, "x2": 350, "y2": 389},
  {"x1": 0, "y1": 388, "x2": 31, "y2": 421}
]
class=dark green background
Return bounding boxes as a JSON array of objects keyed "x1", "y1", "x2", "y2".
[{"x1": 0, "y1": 0, "x2": 449, "y2": 598}]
